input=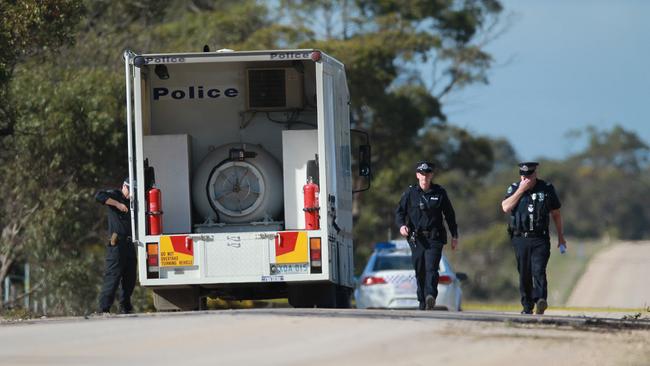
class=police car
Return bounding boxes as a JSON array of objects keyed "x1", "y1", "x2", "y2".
[{"x1": 355, "y1": 240, "x2": 467, "y2": 311}]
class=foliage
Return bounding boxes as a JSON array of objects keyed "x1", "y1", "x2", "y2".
[
  {"x1": 3, "y1": 64, "x2": 126, "y2": 314},
  {"x1": 0, "y1": 0, "x2": 84, "y2": 311},
  {"x1": 0, "y1": 0, "x2": 83, "y2": 136},
  {"x1": 447, "y1": 223, "x2": 517, "y2": 300},
  {"x1": 554, "y1": 126, "x2": 650, "y2": 240}
]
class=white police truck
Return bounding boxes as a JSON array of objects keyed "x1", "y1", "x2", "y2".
[{"x1": 123, "y1": 49, "x2": 370, "y2": 310}]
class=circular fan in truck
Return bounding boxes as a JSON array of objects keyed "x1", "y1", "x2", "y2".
[{"x1": 192, "y1": 143, "x2": 283, "y2": 224}]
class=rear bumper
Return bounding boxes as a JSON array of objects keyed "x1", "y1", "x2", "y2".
[{"x1": 356, "y1": 284, "x2": 457, "y2": 310}]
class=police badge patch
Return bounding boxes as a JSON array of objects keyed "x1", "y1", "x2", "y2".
[{"x1": 507, "y1": 186, "x2": 513, "y2": 194}]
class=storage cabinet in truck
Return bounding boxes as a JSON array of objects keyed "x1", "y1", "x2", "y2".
[{"x1": 123, "y1": 49, "x2": 370, "y2": 310}]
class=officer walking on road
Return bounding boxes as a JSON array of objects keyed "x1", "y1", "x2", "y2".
[
  {"x1": 95, "y1": 179, "x2": 137, "y2": 314},
  {"x1": 396, "y1": 161, "x2": 459, "y2": 310},
  {"x1": 501, "y1": 162, "x2": 566, "y2": 315}
]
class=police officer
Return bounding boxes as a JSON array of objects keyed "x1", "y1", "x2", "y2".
[
  {"x1": 396, "y1": 161, "x2": 459, "y2": 310},
  {"x1": 501, "y1": 162, "x2": 566, "y2": 315},
  {"x1": 95, "y1": 179, "x2": 137, "y2": 314}
]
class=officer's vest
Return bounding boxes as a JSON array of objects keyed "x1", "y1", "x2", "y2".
[{"x1": 509, "y1": 181, "x2": 551, "y2": 234}]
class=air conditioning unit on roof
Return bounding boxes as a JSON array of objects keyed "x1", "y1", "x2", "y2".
[{"x1": 246, "y1": 68, "x2": 304, "y2": 111}]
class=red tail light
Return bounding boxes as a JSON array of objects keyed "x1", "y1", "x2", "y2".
[
  {"x1": 310, "y1": 237, "x2": 322, "y2": 273},
  {"x1": 146, "y1": 243, "x2": 159, "y2": 278},
  {"x1": 438, "y1": 275, "x2": 452, "y2": 285},
  {"x1": 147, "y1": 243, "x2": 159, "y2": 266},
  {"x1": 361, "y1": 276, "x2": 387, "y2": 286}
]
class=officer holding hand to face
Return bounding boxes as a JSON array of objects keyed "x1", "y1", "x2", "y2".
[
  {"x1": 95, "y1": 179, "x2": 137, "y2": 314},
  {"x1": 501, "y1": 162, "x2": 566, "y2": 315},
  {"x1": 396, "y1": 161, "x2": 459, "y2": 311}
]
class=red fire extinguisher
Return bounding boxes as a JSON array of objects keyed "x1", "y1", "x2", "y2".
[
  {"x1": 147, "y1": 187, "x2": 163, "y2": 235},
  {"x1": 303, "y1": 176, "x2": 320, "y2": 230}
]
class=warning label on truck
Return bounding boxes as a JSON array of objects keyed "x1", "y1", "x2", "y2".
[
  {"x1": 275, "y1": 232, "x2": 308, "y2": 264},
  {"x1": 159, "y1": 235, "x2": 194, "y2": 267}
]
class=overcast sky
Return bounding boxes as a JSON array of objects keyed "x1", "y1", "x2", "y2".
[{"x1": 444, "y1": 0, "x2": 650, "y2": 161}]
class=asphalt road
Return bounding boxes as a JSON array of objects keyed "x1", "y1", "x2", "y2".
[
  {"x1": 567, "y1": 241, "x2": 650, "y2": 309},
  {"x1": 1, "y1": 309, "x2": 648, "y2": 366}
]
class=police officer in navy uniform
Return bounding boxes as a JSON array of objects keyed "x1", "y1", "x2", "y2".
[
  {"x1": 396, "y1": 161, "x2": 459, "y2": 310},
  {"x1": 95, "y1": 179, "x2": 137, "y2": 314},
  {"x1": 501, "y1": 162, "x2": 566, "y2": 315}
]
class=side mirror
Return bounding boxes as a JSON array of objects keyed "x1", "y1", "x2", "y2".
[
  {"x1": 351, "y1": 129, "x2": 371, "y2": 193},
  {"x1": 456, "y1": 272, "x2": 468, "y2": 282},
  {"x1": 359, "y1": 144, "x2": 371, "y2": 177}
]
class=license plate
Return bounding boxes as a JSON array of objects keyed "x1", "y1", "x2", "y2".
[
  {"x1": 394, "y1": 280, "x2": 416, "y2": 295},
  {"x1": 392, "y1": 299, "x2": 418, "y2": 308}
]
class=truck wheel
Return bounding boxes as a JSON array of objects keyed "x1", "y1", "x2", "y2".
[
  {"x1": 152, "y1": 287, "x2": 200, "y2": 311},
  {"x1": 335, "y1": 285, "x2": 352, "y2": 309}
]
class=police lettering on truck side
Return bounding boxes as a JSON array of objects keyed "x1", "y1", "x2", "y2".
[
  {"x1": 144, "y1": 52, "x2": 312, "y2": 63},
  {"x1": 153, "y1": 86, "x2": 239, "y2": 101},
  {"x1": 270, "y1": 51, "x2": 311, "y2": 60},
  {"x1": 145, "y1": 56, "x2": 186, "y2": 64}
]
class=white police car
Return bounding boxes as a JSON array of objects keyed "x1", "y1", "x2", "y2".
[{"x1": 355, "y1": 240, "x2": 467, "y2": 311}]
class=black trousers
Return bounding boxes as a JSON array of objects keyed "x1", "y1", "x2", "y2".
[
  {"x1": 99, "y1": 240, "x2": 137, "y2": 312},
  {"x1": 512, "y1": 236, "x2": 550, "y2": 310},
  {"x1": 410, "y1": 238, "x2": 443, "y2": 307}
]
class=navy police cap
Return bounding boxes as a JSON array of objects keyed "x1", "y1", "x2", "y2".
[
  {"x1": 518, "y1": 161, "x2": 539, "y2": 176},
  {"x1": 415, "y1": 161, "x2": 434, "y2": 173}
]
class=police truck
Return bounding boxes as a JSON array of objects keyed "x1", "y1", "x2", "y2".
[{"x1": 123, "y1": 49, "x2": 370, "y2": 310}]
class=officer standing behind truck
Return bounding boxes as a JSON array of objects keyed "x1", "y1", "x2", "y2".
[
  {"x1": 95, "y1": 179, "x2": 137, "y2": 314},
  {"x1": 501, "y1": 162, "x2": 566, "y2": 315},
  {"x1": 396, "y1": 161, "x2": 459, "y2": 310}
]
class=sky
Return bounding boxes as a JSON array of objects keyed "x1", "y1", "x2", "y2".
[{"x1": 443, "y1": 0, "x2": 650, "y2": 161}]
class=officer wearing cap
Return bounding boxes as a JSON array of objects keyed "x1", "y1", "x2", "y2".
[
  {"x1": 396, "y1": 161, "x2": 459, "y2": 310},
  {"x1": 94, "y1": 178, "x2": 137, "y2": 314},
  {"x1": 501, "y1": 162, "x2": 566, "y2": 315}
]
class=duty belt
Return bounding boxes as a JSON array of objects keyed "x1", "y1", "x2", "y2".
[
  {"x1": 513, "y1": 231, "x2": 547, "y2": 238},
  {"x1": 110, "y1": 233, "x2": 132, "y2": 246},
  {"x1": 416, "y1": 230, "x2": 438, "y2": 239}
]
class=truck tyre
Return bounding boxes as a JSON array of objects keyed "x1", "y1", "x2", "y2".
[
  {"x1": 192, "y1": 143, "x2": 283, "y2": 224},
  {"x1": 335, "y1": 285, "x2": 352, "y2": 309},
  {"x1": 152, "y1": 287, "x2": 200, "y2": 311}
]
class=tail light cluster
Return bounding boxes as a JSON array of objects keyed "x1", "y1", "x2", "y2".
[
  {"x1": 438, "y1": 275, "x2": 452, "y2": 285},
  {"x1": 361, "y1": 276, "x2": 387, "y2": 286},
  {"x1": 146, "y1": 242, "x2": 159, "y2": 279},
  {"x1": 309, "y1": 237, "x2": 322, "y2": 273}
]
